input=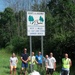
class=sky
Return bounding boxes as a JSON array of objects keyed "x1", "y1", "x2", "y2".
[
  {"x1": 0, "y1": 0, "x2": 8, "y2": 12},
  {"x1": 0, "y1": 0, "x2": 45, "y2": 12}
]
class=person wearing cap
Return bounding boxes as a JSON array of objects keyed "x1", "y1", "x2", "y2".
[
  {"x1": 60, "y1": 53, "x2": 72, "y2": 75},
  {"x1": 20, "y1": 48, "x2": 29, "y2": 75}
]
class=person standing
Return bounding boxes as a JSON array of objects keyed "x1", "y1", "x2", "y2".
[
  {"x1": 20, "y1": 48, "x2": 29, "y2": 75},
  {"x1": 46, "y1": 52, "x2": 56, "y2": 75},
  {"x1": 60, "y1": 53, "x2": 72, "y2": 75},
  {"x1": 36, "y1": 51, "x2": 43, "y2": 67},
  {"x1": 10, "y1": 53, "x2": 18, "y2": 75},
  {"x1": 28, "y1": 52, "x2": 37, "y2": 71},
  {"x1": 45, "y1": 55, "x2": 49, "y2": 73}
]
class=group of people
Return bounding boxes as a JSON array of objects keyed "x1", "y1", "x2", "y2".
[
  {"x1": 9, "y1": 48, "x2": 72, "y2": 75},
  {"x1": 45, "y1": 53, "x2": 72, "y2": 75}
]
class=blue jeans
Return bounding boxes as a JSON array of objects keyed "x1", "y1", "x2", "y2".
[
  {"x1": 60, "y1": 69, "x2": 69, "y2": 75},
  {"x1": 22, "y1": 62, "x2": 28, "y2": 68}
]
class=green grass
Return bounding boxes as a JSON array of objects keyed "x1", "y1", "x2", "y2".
[
  {"x1": 0, "y1": 49, "x2": 10, "y2": 75},
  {"x1": 0, "y1": 49, "x2": 21, "y2": 75},
  {"x1": 0, "y1": 49, "x2": 75, "y2": 75}
]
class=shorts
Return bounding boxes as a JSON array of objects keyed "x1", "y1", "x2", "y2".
[
  {"x1": 10, "y1": 65, "x2": 17, "y2": 68},
  {"x1": 22, "y1": 63, "x2": 28, "y2": 68},
  {"x1": 10, "y1": 65, "x2": 17, "y2": 71},
  {"x1": 13, "y1": 66, "x2": 17, "y2": 68},
  {"x1": 46, "y1": 68, "x2": 54, "y2": 75}
]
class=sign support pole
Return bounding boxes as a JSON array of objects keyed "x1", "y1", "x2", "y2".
[
  {"x1": 41, "y1": 36, "x2": 43, "y2": 67},
  {"x1": 30, "y1": 36, "x2": 32, "y2": 72}
]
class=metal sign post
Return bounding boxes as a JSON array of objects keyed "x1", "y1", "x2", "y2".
[
  {"x1": 27, "y1": 11, "x2": 45, "y2": 72},
  {"x1": 30, "y1": 36, "x2": 32, "y2": 72},
  {"x1": 41, "y1": 36, "x2": 43, "y2": 67}
]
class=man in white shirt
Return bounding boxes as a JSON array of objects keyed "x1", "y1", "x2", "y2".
[{"x1": 46, "y1": 52, "x2": 56, "y2": 75}]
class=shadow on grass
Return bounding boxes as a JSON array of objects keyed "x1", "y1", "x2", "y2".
[
  {"x1": 3, "y1": 66, "x2": 22, "y2": 75},
  {"x1": 17, "y1": 67, "x2": 22, "y2": 75},
  {"x1": 5, "y1": 71, "x2": 10, "y2": 74},
  {"x1": 3, "y1": 66, "x2": 9, "y2": 69},
  {"x1": 70, "y1": 66, "x2": 75, "y2": 75},
  {"x1": 17, "y1": 67, "x2": 27, "y2": 75}
]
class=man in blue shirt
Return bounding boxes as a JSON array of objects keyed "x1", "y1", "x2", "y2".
[{"x1": 36, "y1": 51, "x2": 43, "y2": 67}]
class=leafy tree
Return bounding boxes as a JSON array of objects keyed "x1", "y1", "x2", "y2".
[
  {"x1": 0, "y1": 7, "x2": 16, "y2": 47},
  {"x1": 10, "y1": 36, "x2": 29, "y2": 54},
  {"x1": 46, "y1": 0, "x2": 75, "y2": 59},
  {"x1": 1, "y1": 0, "x2": 75, "y2": 63}
]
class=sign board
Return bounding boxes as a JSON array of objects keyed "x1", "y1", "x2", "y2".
[{"x1": 27, "y1": 11, "x2": 45, "y2": 36}]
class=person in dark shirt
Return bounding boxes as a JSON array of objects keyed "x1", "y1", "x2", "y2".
[{"x1": 20, "y1": 48, "x2": 29, "y2": 75}]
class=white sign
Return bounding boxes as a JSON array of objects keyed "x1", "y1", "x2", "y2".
[{"x1": 27, "y1": 11, "x2": 45, "y2": 36}]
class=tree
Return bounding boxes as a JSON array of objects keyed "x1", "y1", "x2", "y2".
[
  {"x1": 0, "y1": 7, "x2": 16, "y2": 47},
  {"x1": 46, "y1": 0, "x2": 75, "y2": 58}
]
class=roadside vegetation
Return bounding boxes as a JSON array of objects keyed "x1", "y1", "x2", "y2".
[{"x1": 0, "y1": 49, "x2": 74, "y2": 75}]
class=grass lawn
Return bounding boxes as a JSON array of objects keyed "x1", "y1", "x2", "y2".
[
  {"x1": 0, "y1": 49, "x2": 74, "y2": 75},
  {"x1": 0, "y1": 49, "x2": 21, "y2": 75}
]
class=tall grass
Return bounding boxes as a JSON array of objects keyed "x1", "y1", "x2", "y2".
[{"x1": 0, "y1": 49, "x2": 21, "y2": 75}]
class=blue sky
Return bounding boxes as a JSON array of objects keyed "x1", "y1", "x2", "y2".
[
  {"x1": 0, "y1": 0, "x2": 43, "y2": 12},
  {"x1": 0, "y1": 0, "x2": 7, "y2": 12}
]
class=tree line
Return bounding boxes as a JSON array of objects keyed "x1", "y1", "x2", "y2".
[{"x1": 0, "y1": 0, "x2": 75, "y2": 63}]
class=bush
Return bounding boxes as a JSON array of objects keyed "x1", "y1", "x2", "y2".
[
  {"x1": 5, "y1": 44, "x2": 14, "y2": 52},
  {"x1": 12, "y1": 36, "x2": 28, "y2": 54}
]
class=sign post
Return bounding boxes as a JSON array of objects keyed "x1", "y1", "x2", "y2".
[{"x1": 27, "y1": 11, "x2": 45, "y2": 71}]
